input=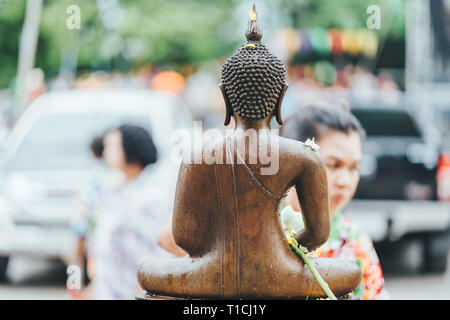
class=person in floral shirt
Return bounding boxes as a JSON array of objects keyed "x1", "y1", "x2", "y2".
[
  {"x1": 281, "y1": 101, "x2": 389, "y2": 299},
  {"x1": 308, "y1": 210, "x2": 386, "y2": 299}
]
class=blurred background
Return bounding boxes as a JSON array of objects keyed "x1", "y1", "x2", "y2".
[{"x1": 0, "y1": 0, "x2": 449, "y2": 299}]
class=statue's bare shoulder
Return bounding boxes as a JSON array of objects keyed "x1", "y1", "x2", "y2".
[{"x1": 278, "y1": 136, "x2": 325, "y2": 175}]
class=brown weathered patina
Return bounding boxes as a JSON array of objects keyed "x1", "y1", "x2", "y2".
[{"x1": 137, "y1": 5, "x2": 361, "y2": 299}]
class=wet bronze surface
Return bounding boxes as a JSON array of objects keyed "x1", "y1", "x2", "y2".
[{"x1": 137, "y1": 5, "x2": 361, "y2": 299}]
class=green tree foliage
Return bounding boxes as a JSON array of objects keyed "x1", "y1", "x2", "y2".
[
  {"x1": 277, "y1": 0, "x2": 404, "y2": 38},
  {"x1": 0, "y1": 0, "x2": 26, "y2": 88},
  {"x1": 38, "y1": 0, "x2": 99, "y2": 74},
  {"x1": 119, "y1": 0, "x2": 236, "y2": 65},
  {"x1": 0, "y1": 0, "x2": 405, "y2": 88},
  {"x1": 37, "y1": 0, "x2": 238, "y2": 76}
]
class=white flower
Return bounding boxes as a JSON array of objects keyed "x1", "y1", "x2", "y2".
[
  {"x1": 304, "y1": 137, "x2": 320, "y2": 151},
  {"x1": 280, "y1": 205, "x2": 304, "y2": 236}
]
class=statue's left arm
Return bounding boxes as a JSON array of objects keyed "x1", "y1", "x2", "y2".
[{"x1": 293, "y1": 151, "x2": 330, "y2": 251}]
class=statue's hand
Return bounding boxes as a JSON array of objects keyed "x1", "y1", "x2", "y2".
[
  {"x1": 280, "y1": 206, "x2": 325, "y2": 252},
  {"x1": 295, "y1": 230, "x2": 324, "y2": 252}
]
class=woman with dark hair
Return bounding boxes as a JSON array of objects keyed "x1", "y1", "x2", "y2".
[
  {"x1": 102, "y1": 125, "x2": 157, "y2": 179},
  {"x1": 280, "y1": 101, "x2": 389, "y2": 300},
  {"x1": 84, "y1": 125, "x2": 173, "y2": 300}
]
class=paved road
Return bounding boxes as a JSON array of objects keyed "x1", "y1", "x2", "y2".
[
  {"x1": 0, "y1": 256, "x2": 69, "y2": 300},
  {"x1": 0, "y1": 255, "x2": 449, "y2": 300},
  {"x1": 385, "y1": 273, "x2": 450, "y2": 300}
]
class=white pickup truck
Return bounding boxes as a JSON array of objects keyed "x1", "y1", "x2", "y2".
[{"x1": 0, "y1": 89, "x2": 192, "y2": 281}]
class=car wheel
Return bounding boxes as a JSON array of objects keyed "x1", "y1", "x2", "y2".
[
  {"x1": 0, "y1": 256, "x2": 9, "y2": 282},
  {"x1": 423, "y1": 231, "x2": 450, "y2": 274}
]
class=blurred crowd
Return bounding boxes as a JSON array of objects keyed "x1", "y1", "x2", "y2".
[{"x1": 7, "y1": 57, "x2": 402, "y2": 133}]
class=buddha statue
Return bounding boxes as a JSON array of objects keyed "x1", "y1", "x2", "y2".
[{"x1": 137, "y1": 5, "x2": 361, "y2": 299}]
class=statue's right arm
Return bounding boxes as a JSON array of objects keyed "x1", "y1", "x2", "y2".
[{"x1": 171, "y1": 162, "x2": 216, "y2": 257}]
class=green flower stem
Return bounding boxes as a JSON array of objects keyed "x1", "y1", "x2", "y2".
[{"x1": 289, "y1": 242, "x2": 337, "y2": 300}]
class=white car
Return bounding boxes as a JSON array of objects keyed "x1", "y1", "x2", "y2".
[{"x1": 0, "y1": 89, "x2": 192, "y2": 281}]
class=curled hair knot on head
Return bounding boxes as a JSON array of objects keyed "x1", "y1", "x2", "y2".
[{"x1": 220, "y1": 4, "x2": 287, "y2": 121}]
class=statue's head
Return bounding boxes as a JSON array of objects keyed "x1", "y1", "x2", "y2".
[{"x1": 220, "y1": 5, "x2": 288, "y2": 126}]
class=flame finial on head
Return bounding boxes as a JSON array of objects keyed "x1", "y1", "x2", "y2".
[
  {"x1": 245, "y1": 4, "x2": 262, "y2": 42},
  {"x1": 249, "y1": 4, "x2": 257, "y2": 21}
]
